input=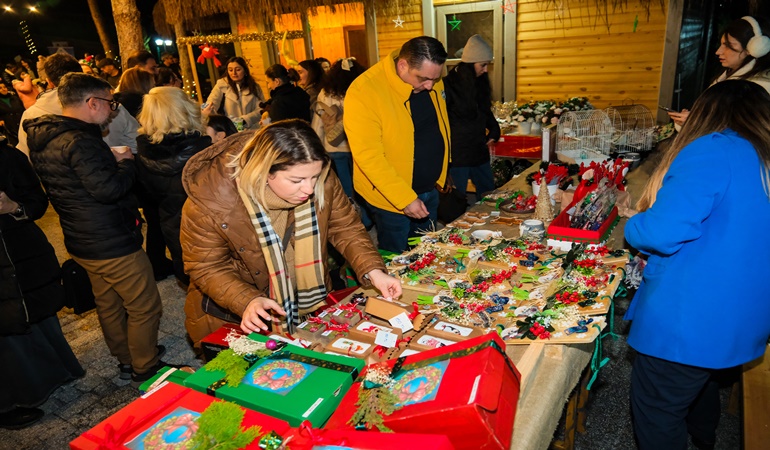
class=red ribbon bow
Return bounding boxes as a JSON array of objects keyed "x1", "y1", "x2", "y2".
[
  {"x1": 326, "y1": 320, "x2": 350, "y2": 333},
  {"x1": 82, "y1": 416, "x2": 135, "y2": 450},
  {"x1": 361, "y1": 325, "x2": 379, "y2": 333},
  {"x1": 298, "y1": 420, "x2": 348, "y2": 446},
  {"x1": 197, "y1": 44, "x2": 222, "y2": 67},
  {"x1": 338, "y1": 303, "x2": 365, "y2": 318},
  {"x1": 408, "y1": 302, "x2": 420, "y2": 320}
]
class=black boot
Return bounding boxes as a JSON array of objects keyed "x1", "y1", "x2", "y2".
[{"x1": 0, "y1": 407, "x2": 44, "y2": 430}]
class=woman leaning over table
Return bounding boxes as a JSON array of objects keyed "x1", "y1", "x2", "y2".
[
  {"x1": 625, "y1": 80, "x2": 770, "y2": 450},
  {"x1": 179, "y1": 119, "x2": 400, "y2": 347},
  {"x1": 669, "y1": 16, "x2": 770, "y2": 126},
  {"x1": 203, "y1": 56, "x2": 265, "y2": 131}
]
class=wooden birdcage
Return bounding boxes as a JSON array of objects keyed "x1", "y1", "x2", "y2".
[
  {"x1": 556, "y1": 110, "x2": 613, "y2": 165},
  {"x1": 604, "y1": 104, "x2": 655, "y2": 152}
]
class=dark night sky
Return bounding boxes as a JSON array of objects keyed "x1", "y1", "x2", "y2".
[{"x1": 0, "y1": 0, "x2": 158, "y2": 64}]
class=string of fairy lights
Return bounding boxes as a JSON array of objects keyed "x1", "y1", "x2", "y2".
[{"x1": 3, "y1": 4, "x2": 41, "y2": 55}]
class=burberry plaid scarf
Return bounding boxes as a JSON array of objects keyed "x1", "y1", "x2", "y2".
[{"x1": 236, "y1": 182, "x2": 327, "y2": 332}]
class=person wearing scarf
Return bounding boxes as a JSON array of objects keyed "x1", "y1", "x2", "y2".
[{"x1": 180, "y1": 119, "x2": 400, "y2": 346}]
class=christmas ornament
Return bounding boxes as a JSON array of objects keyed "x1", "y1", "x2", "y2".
[
  {"x1": 392, "y1": 15, "x2": 405, "y2": 28},
  {"x1": 448, "y1": 14, "x2": 462, "y2": 31},
  {"x1": 533, "y1": 176, "x2": 555, "y2": 222},
  {"x1": 197, "y1": 44, "x2": 221, "y2": 67}
]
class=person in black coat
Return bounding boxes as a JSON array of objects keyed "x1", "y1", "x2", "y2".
[
  {"x1": 136, "y1": 87, "x2": 212, "y2": 286},
  {"x1": 0, "y1": 139, "x2": 84, "y2": 430},
  {"x1": 262, "y1": 64, "x2": 311, "y2": 124},
  {"x1": 444, "y1": 35, "x2": 501, "y2": 201},
  {"x1": 24, "y1": 73, "x2": 166, "y2": 386},
  {"x1": 0, "y1": 81, "x2": 24, "y2": 147}
]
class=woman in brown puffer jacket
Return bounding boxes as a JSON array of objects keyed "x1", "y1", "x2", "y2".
[{"x1": 180, "y1": 119, "x2": 400, "y2": 346}]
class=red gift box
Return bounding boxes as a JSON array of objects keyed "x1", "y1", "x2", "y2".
[
  {"x1": 201, "y1": 322, "x2": 245, "y2": 361},
  {"x1": 492, "y1": 135, "x2": 542, "y2": 159},
  {"x1": 285, "y1": 421, "x2": 456, "y2": 449},
  {"x1": 324, "y1": 333, "x2": 520, "y2": 450},
  {"x1": 70, "y1": 382, "x2": 291, "y2": 450},
  {"x1": 547, "y1": 200, "x2": 619, "y2": 248}
]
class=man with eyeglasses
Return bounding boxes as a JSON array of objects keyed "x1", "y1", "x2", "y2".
[
  {"x1": 15, "y1": 53, "x2": 140, "y2": 158},
  {"x1": 23, "y1": 73, "x2": 170, "y2": 387}
]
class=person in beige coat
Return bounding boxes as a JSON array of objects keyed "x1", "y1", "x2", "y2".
[
  {"x1": 202, "y1": 57, "x2": 265, "y2": 131},
  {"x1": 180, "y1": 120, "x2": 400, "y2": 346}
]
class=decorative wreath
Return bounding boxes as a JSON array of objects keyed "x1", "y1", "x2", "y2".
[
  {"x1": 141, "y1": 412, "x2": 199, "y2": 449},
  {"x1": 250, "y1": 360, "x2": 307, "y2": 392},
  {"x1": 391, "y1": 365, "x2": 444, "y2": 405}
]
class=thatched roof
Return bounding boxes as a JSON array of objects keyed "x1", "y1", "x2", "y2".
[{"x1": 154, "y1": 0, "x2": 412, "y2": 35}]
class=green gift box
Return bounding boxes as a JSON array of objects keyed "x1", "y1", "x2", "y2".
[{"x1": 183, "y1": 333, "x2": 364, "y2": 427}]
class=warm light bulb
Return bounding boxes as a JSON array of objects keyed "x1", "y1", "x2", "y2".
[
  {"x1": 4, "y1": 6, "x2": 11, "y2": 12},
  {"x1": 29, "y1": 6, "x2": 37, "y2": 12},
  {"x1": 164, "y1": 40, "x2": 172, "y2": 46},
  {"x1": 155, "y1": 38, "x2": 163, "y2": 46}
]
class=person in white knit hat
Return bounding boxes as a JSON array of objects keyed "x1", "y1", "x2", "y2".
[
  {"x1": 668, "y1": 16, "x2": 770, "y2": 126},
  {"x1": 442, "y1": 34, "x2": 500, "y2": 211}
]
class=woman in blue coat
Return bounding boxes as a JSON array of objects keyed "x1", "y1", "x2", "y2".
[{"x1": 625, "y1": 80, "x2": 770, "y2": 449}]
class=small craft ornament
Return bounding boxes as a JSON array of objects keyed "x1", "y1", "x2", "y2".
[
  {"x1": 392, "y1": 15, "x2": 405, "y2": 28},
  {"x1": 197, "y1": 44, "x2": 222, "y2": 67},
  {"x1": 448, "y1": 14, "x2": 462, "y2": 31},
  {"x1": 533, "y1": 176, "x2": 555, "y2": 221}
]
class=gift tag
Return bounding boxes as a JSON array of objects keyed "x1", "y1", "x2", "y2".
[
  {"x1": 389, "y1": 312, "x2": 414, "y2": 332},
  {"x1": 374, "y1": 330, "x2": 398, "y2": 348}
]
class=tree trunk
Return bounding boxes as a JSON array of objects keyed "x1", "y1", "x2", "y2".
[
  {"x1": 174, "y1": 22, "x2": 196, "y2": 100},
  {"x1": 111, "y1": 0, "x2": 144, "y2": 68},
  {"x1": 86, "y1": 0, "x2": 117, "y2": 58}
]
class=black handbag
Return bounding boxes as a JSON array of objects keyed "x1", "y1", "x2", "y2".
[
  {"x1": 62, "y1": 259, "x2": 96, "y2": 315},
  {"x1": 436, "y1": 175, "x2": 468, "y2": 224}
]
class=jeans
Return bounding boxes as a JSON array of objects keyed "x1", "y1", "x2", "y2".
[
  {"x1": 449, "y1": 162, "x2": 495, "y2": 201},
  {"x1": 329, "y1": 152, "x2": 354, "y2": 198},
  {"x1": 330, "y1": 152, "x2": 372, "y2": 228},
  {"x1": 370, "y1": 189, "x2": 438, "y2": 253}
]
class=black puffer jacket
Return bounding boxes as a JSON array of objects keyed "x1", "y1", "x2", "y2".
[
  {"x1": 24, "y1": 115, "x2": 143, "y2": 260},
  {"x1": 0, "y1": 144, "x2": 64, "y2": 335},
  {"x1": 443, "y1": 66, "x2": 501, "y2": 167},
  {"x1": 135, "y1": 131, "x2": 211, "y2": 262},
  {"x1": 268, "y1": 83, "x2": 311, "y2": 123}
]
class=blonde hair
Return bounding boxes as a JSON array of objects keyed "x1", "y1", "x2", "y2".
[
  {"x1": 637, "y1": 80, "x2": 770, "y2": 211},
  {"x1": 229, "y1": 119, "x2": 331, "y2": 209},
  {"x1": 116, "y1": 67, "x2": 154, "y2": 94},
  {"x1": 137, "y1": 87, "x2": 205, "y2": 144}
]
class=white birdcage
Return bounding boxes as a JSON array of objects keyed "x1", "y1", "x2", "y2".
[
  {"x1": 556, "y1": 110, "x2": 613, "y2": 165},
  {"x1": 604, "y1": 104, "x2": 655, "y2": 152}
]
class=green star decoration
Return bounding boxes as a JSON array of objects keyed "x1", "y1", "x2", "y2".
[{"x1": 448, "y1": 14, "x2": 461, "y2": 31}]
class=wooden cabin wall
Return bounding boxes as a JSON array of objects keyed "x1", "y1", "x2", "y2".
[
  {"x1": 308, "y1": 4, "x2": 366, "y2": 62},
  {"x1": 235, "y1": 14, "x2": 269, "y2": 94},
  {"x1": 376, "y1": 0, "x2": 424, "y2": 60},
  {"x1": 516, "y1": 0, "x2": 668, "y2": 111},
  {"x1": 274, "y1": 13, "x2": 308, "y2": 67}
]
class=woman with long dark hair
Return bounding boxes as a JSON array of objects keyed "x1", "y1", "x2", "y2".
[
  {"x1": 443, "y1": 35, "x2": 500, "y2": 201},
  {"x1": 311, "y1": 57, "x2": 366, "y2": 200},
  {"x1": 669, "y1": 16, "x2": 770, "y2": 125},
  {"x1": 261, "y1": 64, "x2": 311, "y2": 123},
  {"x1": 296, "y1": 59, "x2": 325, "y2": 106},
  {"x1": 627, "y1": 80, "x2": 770, "y2": 449},
  {"x1": 203, "y1": 56, "x2": 265, "y2": 130}
]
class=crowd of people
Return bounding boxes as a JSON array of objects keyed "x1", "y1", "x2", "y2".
[{"x1": 1, "y1": 16, "x2": 770, "y2": 450}]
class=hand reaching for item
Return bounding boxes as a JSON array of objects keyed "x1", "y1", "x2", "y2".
[
  {"x1": 366, "y1": 269, "x2": 402, "y2": 300},
  {"x1": 241, "y1": 297, "x2": 286, "y2": 333}
]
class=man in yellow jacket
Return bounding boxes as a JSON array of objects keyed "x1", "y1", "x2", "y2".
[{"x1": 344, "y1": 36, "x2": 451, "y2": 253}]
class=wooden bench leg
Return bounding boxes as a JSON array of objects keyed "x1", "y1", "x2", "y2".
[{"x1": 550, "y1": 389, "x2": 579, "y2": 450}]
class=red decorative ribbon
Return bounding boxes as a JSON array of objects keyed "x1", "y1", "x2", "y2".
[
  {"x1": 408, "y1": 302, "x2": 420, "y2": 320},
  {"x1": 361, "y1": 325, "x2": 379, "y2": 333},
  {"x1": 90, "y1": 415, "x2": 135, "y2": 450},
  {"x1": 395, "y1": 336, "x2": 412, "y2": 348},
  {"x1": 197, "y1": 44, "x2": 222, "y2": 67},
  {"x1": 338, "y1": 303, "x2": 365, "y2": 319},
  {"x1": 307, "y1": 316, "x2": 326, "y2": 325},
  {"x1": 298, "y1": 420, "x2": 348, "y2": 446},
  {"x1": 373, "y1": 345, "x2": 389, "y2": 357},
  {"x1": 326, "y1": 320, "x2": 350, "y2": 333}
]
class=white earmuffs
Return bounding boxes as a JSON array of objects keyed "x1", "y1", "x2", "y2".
[{"x1": 742, "y1": 16, "x2": 770, "y2": 58}]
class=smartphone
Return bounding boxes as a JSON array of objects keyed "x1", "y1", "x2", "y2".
[
  {"x1": 201, "y1": 102, "x2": 209, "y2": 110},
  {"x1": 658, "y1": 105, "x2": 674, "y2": 112}
]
